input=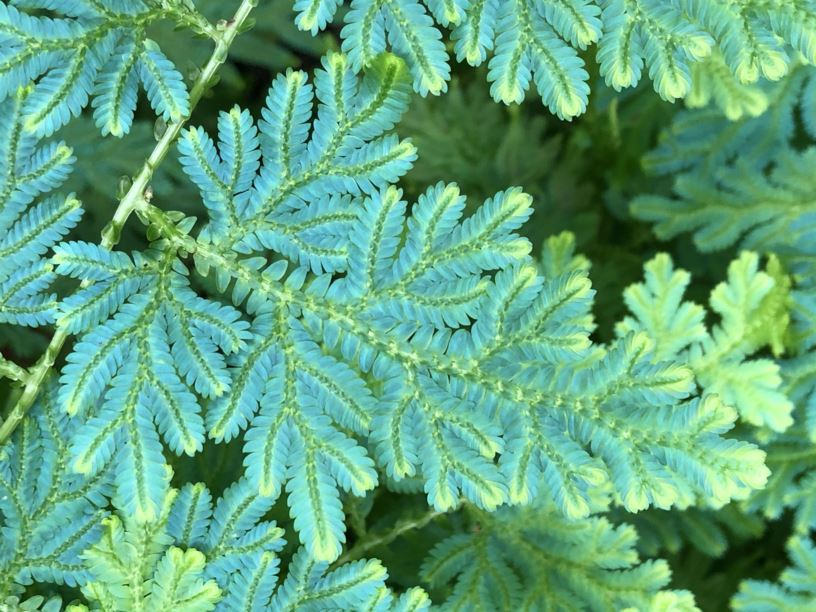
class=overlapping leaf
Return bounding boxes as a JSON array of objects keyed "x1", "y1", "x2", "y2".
[
  {"x1": 0, "y1": 383, "x2": 113, "y2": 596},
  {"x1": 618, "y1": 252, "x2": 795, "y2": 432},
  {"x1": 422, "y1": 499, "x2": 697, "y2": 610},
  {"x1": 53, "y1": 240, "x2": 251, "y2": 523},
  {"x1": 292, "y1": 0, "x2": 816, "y2": 117},
  {"x1": 0, "y1": 0, "x2": 193, "y2": 136},
  {"x1": 0, "y1": 88, "x2": 81, "y2": 328},
  {"x1": 139, "y1": 51, "x2": 772, "y2": 562},
  {"x1": 79, "y1": 477, "x2": 420, "y2": 611}
]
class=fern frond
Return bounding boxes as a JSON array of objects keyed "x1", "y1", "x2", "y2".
[
  {"x1": 0, "y1": 0, "x2": 194, "y2": 137},
  {"x1": 0, "y1": 594, "x2": 66, "y2": 612},
  {"x1": 81, "y1": 485, "x2": 222, "y2": 611},
  {"x1": 618, "y1": 252, "x2": 795, "y2": 431},
  {"x1": 0, "y1": 88, "x2": 81, "y2": 328},
  {"x1": 53, "y1": 240, "x2": 251, "y2": 523},
  {"x1": 0, "y1": 382, "x2": 113, "y2": 595},
  {"x1": 422, "y1": 501, "x2": 697, "y2": 610},
  {"x1": 290, "y1": 0, "x2": 816, "y2": 116},
  {"x1": 134, "y1": 53, "x2": 773, "y2": 560},
  {"x1": 633, "y1": 147, "x2": 816, "y2": 259},
  {"x1": 745, "y1": 420, "x2": 816, "y2": 532},
  {"x1": 76, "y1": 475, "x2": 406, "y2": 611},
  {"x1": 687, "y1": 50, "x2": 770, "y2": 120},
  {"x1": 623, "y1": 504, "x2": 765, "y2": 558},
  {"x1": 643, "y1": 64, "x2": 816, "y2": 175}
]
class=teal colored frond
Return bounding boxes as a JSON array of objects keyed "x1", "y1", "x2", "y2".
[
  {"x1": 421, "y1": 501, "x2": 698, "y2": 610},
  {"x1": 0, "y1": 88, "x2": 81, "y2": 328},
  {"x1": 0, "y1": 382, "x2": 113, "y2": 595},
  {"x1": 294, "y1": 1, "x2": 450, "y2": 96},
  {"x1": 291, "y1": 1, "x2": 816, "y2": 116},
  {"x1": 137, "y1": 39, "x2": 190, "y2": 124},
  {"x1": 293, "y1": 0, "x2": 343, "y2": 34},
  {"x1": 540, "y1": 230, "x2": 591, "y2": 278},
  {"x1": 618, "y1": 252, "x2": 795, "y2": 431},
  {"x1": 733, "y1": 536, "x2": 816, "y2": 611},
  {"x1": 0, "y1": 2, "x2": 807, "y2": 605},
  {"x1": 0, "y1": 594, "x2": 66, "y2": 612},
  {"x1": 180, "y1": 51, "x2": 415, "y2": 263},
  {"x1": 485, "y1": 0, "x2": 591, "y2": 118},
  {"x1": 742, "y1": 270, "x2": 816, "y2": 532},
  {"x1": 364, "y1": 586, "x2": 432, "y2": 612},
  {"x1": 792, "y1": 290, "x2": 816, "y2": 355},
  {"x1": 61, "y1": 475, "x2": 400, "y2": 611},
  {"x1": 633, "y1": 147, "x2": 816, "y2": 260},
  {"x1": 642, "y1": 64, "x2": 816, "y2": 175},
  {"x1": 80, "y1": 486, "x2": 222, "y2": 611},
  {"x1": 53, "y1": 240, "x2": 251, "y2": 523},
  {"x1": 147, "y1": 52, "x2": 774, "y2": 561},
  {"x1": 270, "y1": 549, "x2": 388, "y2": 610},
  {"x1": 0, "y1": 0, "x2": 191, "y2": 137}
]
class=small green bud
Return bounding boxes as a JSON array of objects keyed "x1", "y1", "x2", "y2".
[{"x1": 117, "y1": 175, "x2": 132, "y2": 200}]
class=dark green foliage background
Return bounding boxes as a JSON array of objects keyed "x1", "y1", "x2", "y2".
[{"x1": 0, "y1": 5, "x2": 802, "y2": 609}]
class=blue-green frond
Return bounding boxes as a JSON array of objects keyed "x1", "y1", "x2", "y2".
[
  {"x1": 53, "y1": 243, "x2": 250, "y2": 523},
  {"x1": 617, "y1": 253, "x2": 707, "y2": 362},
  {"x1": 290, "y1": 0, "x2": 816, "y2": 117},
  {"x1": 92, "y1": 37, "x2": 141, "y2": 137},
  {"x1": 364, "y1": 585, "x2": 432, "y2": 612},
  {"x1": 0, "y1": 1, "x2": 192, "y2": 137},
  {"x1": 79, "y1": 486, "x2": 222, "y2": 611},
  {"x1": 293, "y1": 0, "x2": 342, "y2": 35},
  {"x1": 0, "y1": 382, "x2": 113, "y2": 594},
  {"x1": 341, "y1": 0, "x2": 450, "y2": 96},
  {"x1": 271, "y1": 548, "x2": 388, "y2": 611},
  {"x1": 687, "y1": 50, "x2": 771, "y2": 121},
  {"x1": 170, "y1": 50, "x2": 770, "y2": 543},
  {"x1": 422, "y1": 501, "x2": 695, "y2": 610},
  {"x1": 167, "y1": 482, "x2": 213, "y2": 549},
  {"x1": 21, "y1": 46, "x2": 778, "y2": 599},
  {"x1": 137, "y1": 39, "x2": 190, "y2": 124},
  {"x1": 641, "y1": 64, "x2": 816, "y2": 174},
  {"x1": 487, "y1": 0, "x2": 590, "y2": 118},
  {"x1": 625, "y1": 504, "x2": 765, "y2": 560},
  {"x1": 0, "y1": 92, "x2": 81, "y2": 327},
  {"x1": 745, "y1": 420, "x2": 816, "y2": 533},
  {"x1": 0, "y1": 195, "x2": 82, "y2": 277},
  {"x1": 427, "y1": 0, "x2": 467, "y2": 27},
  {"x1": 634, "y1": 146, "x2": 816, "y2": 261},
  {"x1": 179, "y1": 52, "x2": 415, "y2": 274},
  {"x1": 0, "y1": 456, "x2": 401, "y2": 610}
]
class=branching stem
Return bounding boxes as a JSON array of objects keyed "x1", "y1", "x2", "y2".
[
  {"x1": 332, "y1": 507, "x2": 447, "y2": 567},
  {"x1": 0, "y1": 356, "x2": 27, "y2": 383},
  {"x1": 0, "y1": 0, "x2": 258, "y2": 445}
]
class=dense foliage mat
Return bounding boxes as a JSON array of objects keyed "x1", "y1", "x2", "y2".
[{"x1": 0, "y1": 1, "x2": 814, "y2": 610}]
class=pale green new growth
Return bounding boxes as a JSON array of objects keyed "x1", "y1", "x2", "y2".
[{"x1": 619, "y1": 252, "x2": 794, "y2": 432}]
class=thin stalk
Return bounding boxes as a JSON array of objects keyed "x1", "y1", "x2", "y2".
[
  {"x1": 0, "y1": 0, "x2": 258, "y2": 445},
  {"x1": 0, "y1": 356, "x2": 27, "y2": 383},
  {"x1": 332, "y1": 508, "x2": 447, "y2": 567}
]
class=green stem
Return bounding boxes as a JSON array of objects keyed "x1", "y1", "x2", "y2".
[
  {"x1": 0, "y1": 0, "x2": 258, "y2": 446},
  {"x1": 332, "y1": 508, "x2": 447, "y2": 567},
  {"x1": 0, "y1": 356, "x2": 27, "y2": 383}
]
